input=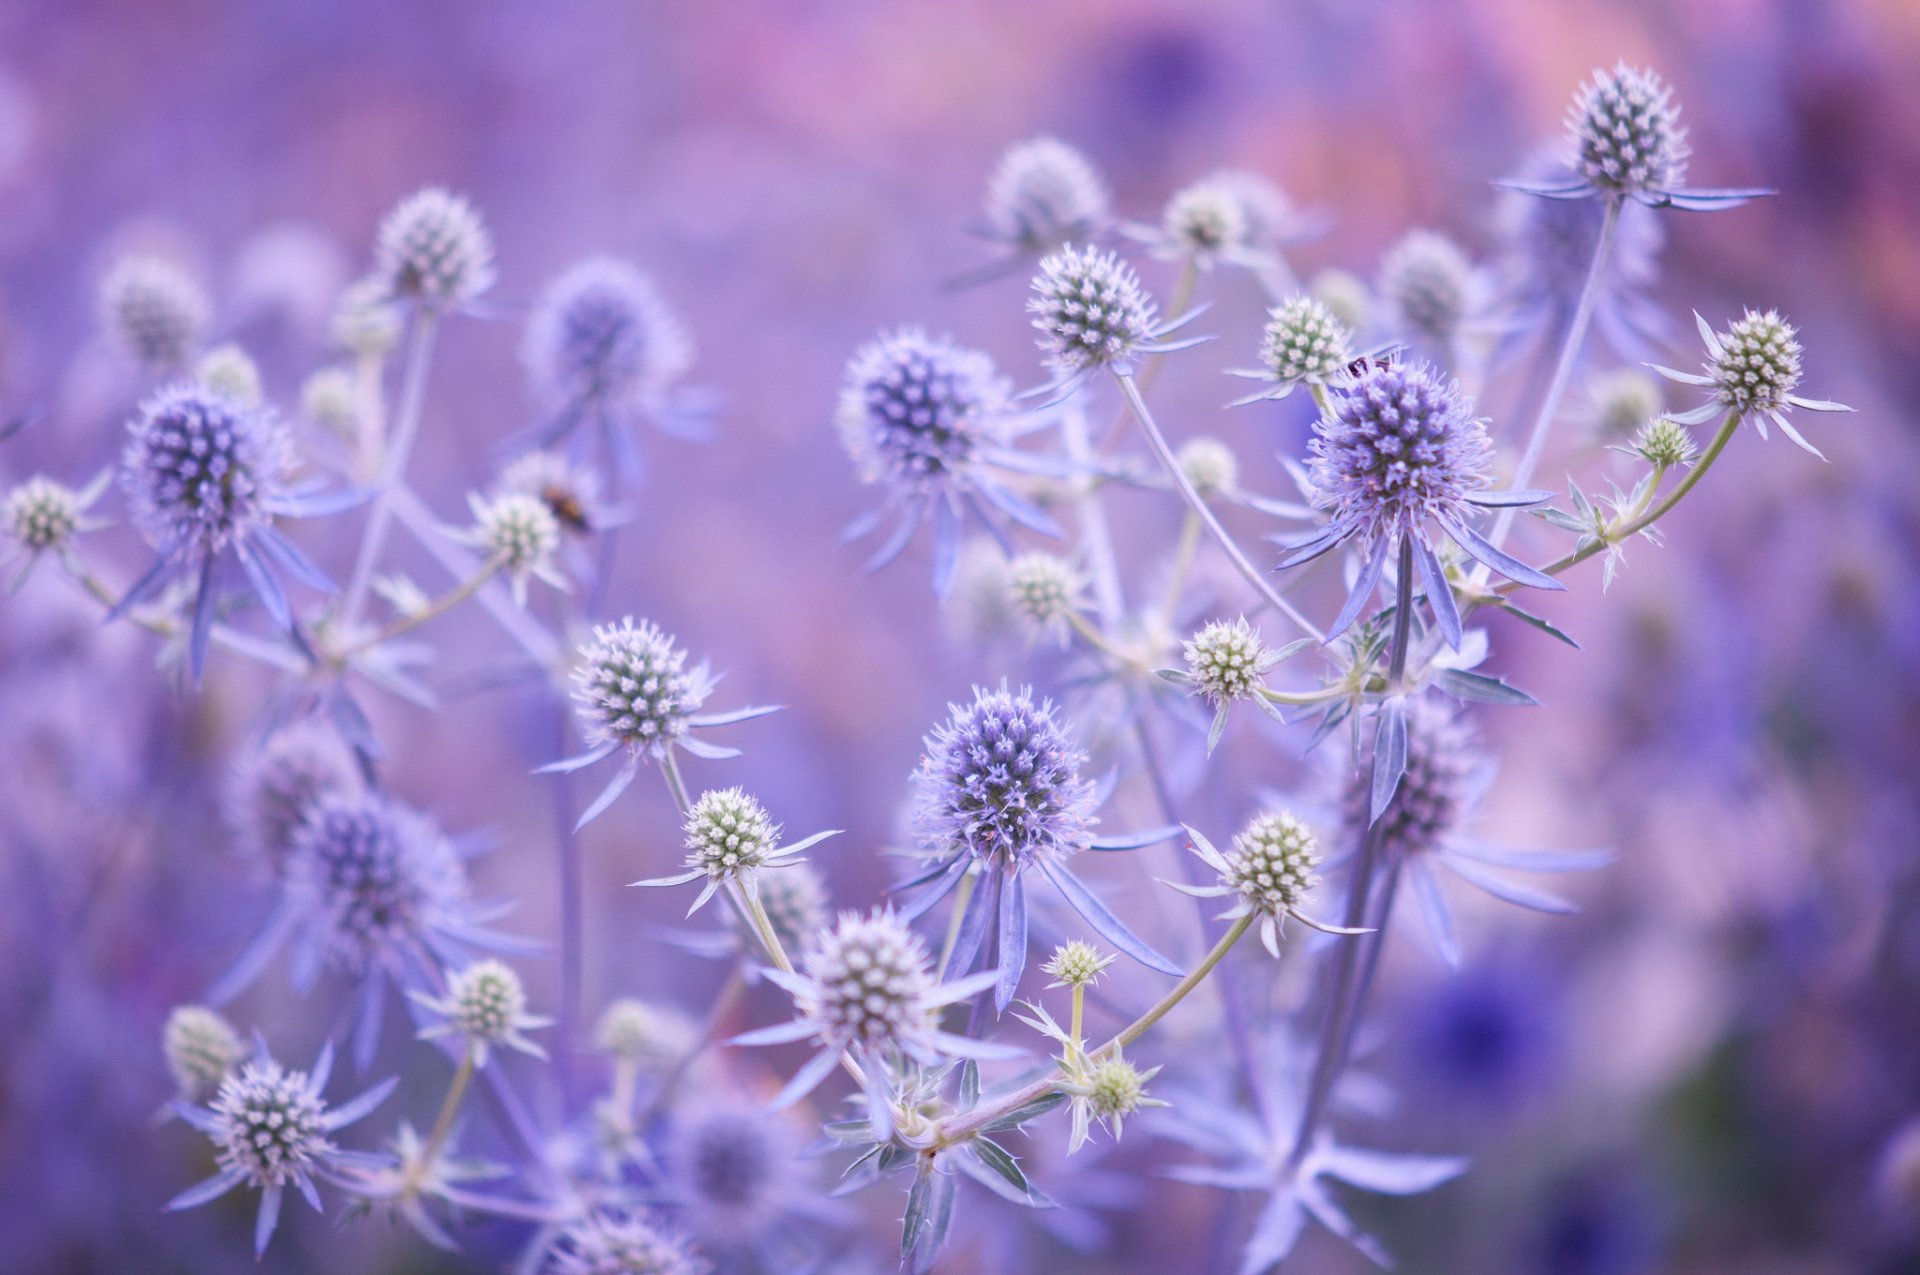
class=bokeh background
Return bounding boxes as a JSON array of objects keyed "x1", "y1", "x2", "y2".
[{"x1": 2, "y1": 1, "x2": 1919, "y2": 1272}]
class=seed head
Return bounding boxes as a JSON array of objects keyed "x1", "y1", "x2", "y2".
[
  {"x1": 331, "y1": 277, "x2": 402, "y2": 356},
  {"x1": 1222, "y1": 811, "x2": 1321, "y2": 917},
  {"x1": 547, "y1": 1213, "x2": 704, "y2": 1275},
  {"x1": 1380, "y1": 230, "x2": 1474, "y2": 347},
  {"x1": 1308, "y1": 361, "x2": 1491, "y2": 549},
  {"x1": 914, "y1": 685, "x2": 1094, "y2": 871},
  {"x1": 1043, "y1": 940, "x2": 1113, "y2": 989},
  {"x1": 1708, "y1": 309, "x2": 1803, "y2": 416},
  {"x1": 285, "y1": 793, "x2": 465, "y2": 973},
  {"x1": 163, "y1": 1004, "x2": 244, "y2": 1100},
  {"x1": 984, "y1": 137, "x2": 1108, "y2": 251},
  {"x1": 210, "y1": 1056, "x2": 331, "y2": 1189},
  {"x1": 525, "y1": 258, "x2": 691, "y2": 410},
  {"x1": 225, "y1": 720, "x2": 361, "y2": 870},
  {"x1": 1630, "y1": 417, "x2": 1697, "y2": 469},
  {"x1": 594, "y1": 998, "x2": 695, "y2": 1066},
  {"x1": 5, "y1": 476, "x2": 81, "y2": 552},
  {"x1": 797, "y1": 909, "x2": 937, "y2": 1052},
  {"x1": 572, "y1": 618, "x2": 705, "y2": 753},
  {"x1": 1028, "y1": 246, "x2": 1158, "y2": 373},
  {"x1": 99, "y1": 254, "x2": 208, "y2": 370},
  {"x1": 1570, "y1": 65, "x2": 1688, "y2": 197},
  {"x1": 685, "y1": 787, "x2": 778, "y2": 880},
  {"x1": 1588, "y1": 368, "x2": 1663, "y2": 438},
  {"x1": 1344, "y1": 700, "x2": 1477, "y2": 860},
  {"x1": 120, "y1": 383, "x2": 290, "y2": 556},
  {"x1": 374, "y1": 188, "x2": 495, "y2": 307},
  {"x1": 1007, "y1": 552, "x2": 1078, "y2": 627},
  {"x1": 300, "y1": 367, "x2": 358, "y2": 439},
  {"x1": 1177, "y1": 437, "x2": 1238, "y2": 496},
  {"x1": 1183, "y1": 617, "x2": 1274, "y2": 706},
  {"x1": 1162, "y1": 178, "x2": 1248, "y2": 258},
  {"x1": 196, "y1": 343, "x2": 262, "y2": 406},
  {"x1": 837, "y1": 328, "x2": 1010, "y2": 493},
  {"x1": 1260, "y1": 295, "x2": 1353, "y2": 387}
]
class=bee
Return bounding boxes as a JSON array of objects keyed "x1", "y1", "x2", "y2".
[{"x1": 541, "y1": 483, "x2": 594, "y2": 535}]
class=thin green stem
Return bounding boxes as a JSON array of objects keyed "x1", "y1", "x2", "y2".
[
  {"x1": 659, "y1": 749, "x2": 694, "y2": 816},
  {"x1": 344, "y1": 310, "x2": 441, "y2": 623},
  {"x1": 1159, "y1": 511, "x2": 1202, "y2": 624},
  {"x1": 337, "y1": 559, "x2": 499, "y2": 657},
  {"x1": 413, "y1": 1041, "x2": 476, "y2": 1186},
  {"x1": 734, "y1": 880, "x2": 795, "y2": 975}
]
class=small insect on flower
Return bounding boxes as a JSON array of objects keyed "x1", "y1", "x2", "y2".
[
  {"x1": 1502, "y1": 64, "x2": 1769, "y2": 211},
  {"x1": 167, "y1": 1037, "x2": 397, "y2": 1257},
  {"x1": 633, "y1": 786, "x2": 838, "y2": 918},
  {"x1": 495, "y1": 449, "x2": 609, "y2": 538},
  {"x1": 1654, "y1": 310, "x2": 1851, "y2": 459},
  {"x1": 460, "y1": 490, "x2": 566, "y2": 605},
  {"x1": 1230, "y1": 294, "x2": 1355, "y2": 405},
  {"x1": 163, "y1": 1004, "x2": 245, "y2": 1102},
  {"x1": 412, "y1": 958, "x2": 550, "y2": 1066},
  {"x1": 903, "y1": 684, "x2": 1181, "y2": 1010},
  {"x1": 1278, "y1": 360, "x2": 1563, "y2": 649},
  {"x1": 1028, "y1": 246, "x2": 1204, "y2": 389},
  {"x1": 374, "y1": 187, "x2": 495, "y2": 308},
  {"x1": 545, "y1": 1210, "x2": 707, "y2": 1275},
  {"x1": 836, "y1": 327, "x2": 1062, "y2": 594},
  {"x1": 1175, "y1": 812, "x2": 1362, "y2": 957},
  {"x1": 98, "y1": 253, "x2": 210, "y2": 372},
  {"x1": 115, "y1": 383, "x2": 350, "y2": 680},
  {"x1": 224, "y1": 718, "x2": 363, "y2": 873},
  {"x1": 541, "y1": 618, "x2": 779, "y2": 829},
  {"x1": 2, "y1": 471, "x2": 108, "y2": 589}
]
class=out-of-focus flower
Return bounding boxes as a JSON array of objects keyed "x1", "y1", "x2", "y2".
[
  {"x1": 982, "y1": 137, "x2": 1108, "y2": 255},
  {"x1": 331, "y1": 276, "x2": 402, "y2": 357},
  {"x1": 1378, "y1": 230, "x2": 1481, "y2": 365},
  {"x1": 595, "y1": 998, "x2": 696, "y2": 1068},
  {"x1": 98, "y1": 253, "x2": 208, "y2": 372},
  {"x1": 1654, "y1": 310, "x2": 1851, "y2": 459},
  {"x1": 195, "y1": 342, "x2": 262, "y2": 405},
  {"x1": 223, "y1": 718, "x2": 362, "y2": 872},
  {"x1": 1585, "y1": 368, "x2": 1664, "y2": 440},
  {"x1": 299, "y1": 366, "x2": 358, "y2": 439},
  {"x1": 162, "y1": 1004, "x2": 244, "y2": 1102},
  {"x1": 374, "y1": 187, "x2": 494, "y2": 308},
  {"x1": 461, "y1": 489, "x2": 566, "y2": 604},
  {"x1": 2, "y1": 471, "x2": 107, "y2": 588},
  {"x1": 545, "y1": 1210, "x2": 706, "y2": 1275},
  {"x1": 1311, "y1": 268, "x2": 1371, "y2": 334},
  {"x1": 496, "y1": 449, "x2": 609, "y2": 537},
  {"x1": 1007, "y1": 551, "x2": 1082, "y2": 638}
]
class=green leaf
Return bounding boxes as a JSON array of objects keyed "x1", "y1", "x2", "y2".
[
  {"x1": 971, "y1": 1137, "x2": 1030, "y2": 1196},
  {"x1": 901, "y1": 1163, "x2": 934, "y2": 1256},
  {"x1": 1498, "y1": 603, "x2": 1580, "y2": 649},
  {"x1": 959, "y1": 1061, "x2": 980, "y2": 1112},
  {"x1": 1435, "y1": 668, "x2": 1538, "y2": 706},
  {"x1": 978, "y1": 1090, "x2": 1069, "y2": 1132}
]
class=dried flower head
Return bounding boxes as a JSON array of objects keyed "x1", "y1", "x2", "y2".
[
  {"x1": 637, "y1": 787, "x2": 836, "y2": 915},
  {"x1": 1181, "y1": 617, "x2": 1277, "y2": 708},
  {"x1": 1181, "y1": 814, "x2": 1350, "y2": 957},
  {"x1": 415, "y1": 958, "x2": 549, "y2": 1065},
  {"x1": 196, "y1": 343, "x2": 262, "y2": 406},
  {"x1": 1029, "y1": 245, "x2": 1160, "y2": 374},
  {"x1": 525, "y1": 257, "x2": 692, "y2": 412},
  {"x1": 984, "y1": 137, "x2": 1109, "y2": 252},
  {"x1": 374, "y1": 187, "x2": 495, "y2": 307},
  {"x1": 163, "y1": 1004, "x2": 244, "y2": 1101},
  {"x1": 99, "y1": 254, "x2": 209, "y2": 371}
]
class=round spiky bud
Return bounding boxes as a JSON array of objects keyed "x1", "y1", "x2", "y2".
[
  {"x1": 474, "y1": 491, "x2": 561, "y2": 575},
  {"x1": 5, "y1": 476, "x2": 81, "y2": 552},
  {"x1": 1162, "y1": 177, "x2": 1247, "y2": 258},
  {"x1": 300, "y1": 367, "x2": 357, "y2": 438},
  {"x1": 1043, "y1": 940, "x2": 1111, "y2": 988},
  {"x1": 225, "y1": 720, "x2": 361, "y2": 870},
  {"x1": 331, "y1": 277, "x2": 401, "y2": 356},
  {"x1": 1206, "y1": 170, "x2": 1294, "y2": 247},
  {"x1": 1380, "y1": 230, "x2": 1473, "y2": 347},
  {"x1": 1588, "y1": 368, "x2": 1663, "y2": 438},
  {"x1": 120, "y1": 384, "x2": 289, "y2": 555},
  {"x1": 595, "y1": 999, "x2": 694, "y2": 1066},
  {"x1": 1630, "y1": 417, "x2": 1697, "y2": 469},
  {"x1": 1028, "y1": 246, "x2": 1158, "y2": 373},
  {"x1": 285, "y1": 793, "x2": 465, "y2": 973},
  {"x1": 685, "y1": 787, "x2": 778, "y2": 880},
  {"x1": 548, "y1": 1213, "x2": 703, "y2": 1275},
  {"x1": 1087, "y1": 1057, "x2": 1150, "y2": 1120},
  {"x1": 164, "y1": 1004, "x2": 244, "y2": 1100},
  {"x1": 374, "y1": 188, "x2": 495, "y2": 307},
  {"x1": 1344, "y1": 700, "x2": 1477, "y2": 859},
  {"x1": 1177, "y1": 437, "x2": 1238, "y2": 496},
  {"x1": 1183, "y1": 617, "x2": 1273, "y2": 706},
  {"x1": 1261, "y1": 295, "x2": 1353, "y2": 387},
  {"x1": 442, "y1": 959, "x2": 529, "y2": 1047},
  {"x1": 196, "y1": 343, "x2": 262, "y2": 406},
  {"x1": 748, "y1": 860, "x2": 827, "y2": 952},
  {"x1": 1007, "y1": 552, "x2": 1077, "y2": 627},
  {"x1": 984, "y1": 137, "x2": 1108, "y2": 251},
  {"x1": 1570, "y1": 65, "x2": 1688, "y2": 197},
  {"x1": 1222, "y1": 811, "x2": 1321, "y2": 916},
  {"x1": 1312, "y1": 268, "x2": 1371, "y2": 334},
  {"x1": 99, "y1": 255, "x2": 209, "y2": 370},
  {"x1": 1708, "y1": 309, "x2": 1803, "y2": 417},
  {"x1": 210, "y1": 1056, "x2": 330, "y2": 1189},
  {"x1": 496, "y1": 450, "x2": 604, "y2": 536},
  {"x1": 797, "y1": 909, "x2": 936, "y2": 1051},
  {"x1": 525, "y1": 258, "x2": 691, "y2": 410},
  {"x1": 572, "y1": 618, "x2": 704, "y2": 752},
  {"x1": 836, "y1": 329, "x2": 1010, "y2": 492},
  {"x1": 914, "y1": 685, "x2": 1094, "y2": 870},
  {"x1": 1308, "y1": 361, "x2": 1491, "y2": 547}
]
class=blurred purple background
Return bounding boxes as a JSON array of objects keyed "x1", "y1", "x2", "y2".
[{"x1": 2, "y1": 1, "x2": 1919, "y2": 1271}]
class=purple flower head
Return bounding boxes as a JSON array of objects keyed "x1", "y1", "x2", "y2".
[
  {"x1": 1028, "y1": 245, "x2": 1160, "y2": 375},
  {"x1": 374, "y1": 187, "x2": 494, "y2": 308},
  {"x1": 547, "y1": 1210, "x2": 706, "y2": 1275},
  {"x1": 665, "y1": 1101, "x2": 815, "y2": 1253},
  {"x1": 525, "y1": 257, "x2": 692, "y2": 415},
  {"x1": 983, "y1": 136, "x2": 1109, "y2": 253},
  {"x1": 98, "y1": 253, "x2": 209, "y2": 371},
  {"x1": 224, "y1": 719, "x2": 363, "y2": 873},
  {"x1": 1655, "y1": 309, "x2": 1852, "y2": 459}
]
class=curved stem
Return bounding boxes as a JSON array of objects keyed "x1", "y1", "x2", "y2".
[
  {"x1": 550, "y1": 705, "x2": 582, "y2": 1115},
  {"x1": 659, "y1": 749, "x2": 694, "y2": 817},
  {"x1": 412, "y1": 1041, "x2": 476, "y2": 1187},
  {"x1": 1113, "y1": 371, "x2": 1324, "y2": 642},
  {"x1": 337, "y1": 560, "x2": 499, "y2": 657},
  {"x1": 343, "y1": 310, "x2": 441, "y2": 624}
]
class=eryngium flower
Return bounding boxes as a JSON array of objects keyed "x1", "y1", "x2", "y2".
[
  {"x1": 666, "y1": 1104, "x2": 810, "y2": 1246},
  {"x1": 1043, "y1": 939, "x2": 1114, "y2": 988},
  {"x1": 224, "y1": 719, "x2": 362, "y2": 871},
  {"x1": 99, "y1": 254, "x2": 209, "y2": 371},
  {"x1": 1586, "y1": 368, "x2": 1664, "y2": 439},
  {"x1": 196, "y1": 343, "x2": 263, "y2": 405},
  {"x1": 374, "y1": 187, "x2": 495, "y2": 307},
  {"x1": 1627, "y1": 417, "x2": 1697, "y2": 469},
  {"x1": 331, "y1": 276, "x2": 402, "y2": 356},
  {"x1": 1007, "y1": 552, "x2": 1079, "y2": 631},
  {"x1": 1502, "y1": 65, "x2": 1767, "y2": 211},
  {"x1": 116, "y1": 383, "x2": 340, "y2": 678},
  {"x1": 1028, "y1": 246, "x2": 1162, "y2": 375},
  {"x1": 1178, "y1": 437, "x2": 1239, "y2": 495},
  {"x1": 1280, "y1": 360, "x2": 1561, "y2": 645},
  {"x1": 465, "y1": 490, "x2": 565, "y2": 604},
  {"x1": 1655, "y1": 310, "x2": 1851, "y2": 459},
  {"x1": 595, "y1": 998, "x2": 696, "y2": 1066},
  {"x1": 983, "y1": 137, "x2": 1109, "y2": 253},
  {"x1": 739, "y1": 908, "x2": 1005, "y2": 1108},
  {"x1": 1379, "y1": 230, "x2": 1476, "y2": 356},
  {"x1": 164, "y1": 1004, "x2": 244, "y2": 1100},
  {"x1": 837, "y1": 328, "x2": 1059, "y2": 594},
  {"x1": 1232, "y1": 295, "x2": 1353, "y2": 403},
  {"x1": 524, "y1": 257, "x2": 693, "y2": 418},
  {"x1": 546, "y1": 1211, "x2": 705, "y2": 1275},
  {"x1": 544, "y1": 618, "x2": 776, "y2": 828},
  {"x1": 1162, "y1": 179, "x2": 1247, "y2": 261},
  {"x1": 300, "y1": 367, "x2": 357, "y2": 438},
  {"x1": 3, "y1": 472, "x2": 106, "y2": 587},
  {"x1": 1162, "y1": 616, "x2": 1304, "y2": 754},
  {"x1": 167, "y1": 1039, "x2": 396, "y2": 1257},
  {"x1": 413, "y1": 958, "x2": 550, "y2": 1065},
  {"x1": 634, "y1": 786, "x2": 836, "y2": 916},
  {"x1": 904, "y1": 685, "x2": 1179, "y2": 1006},
  {"x1": 1177, "y1": 814, "x2": 1356, "y2": 957},
  {"x1": 495, "y1": 449, "x2": 606, "y2": 536}
]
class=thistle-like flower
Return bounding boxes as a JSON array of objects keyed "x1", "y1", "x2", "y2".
[
  {"x1": 1043, "y1": 939, "x2": 1115, "y2": 989},
  {"x1": 1028, "y1": 246, "x2": 1199, "y2": 384},
  {"x1": 496, "y1": 449, "x2": 608, "y2": 537},
  {"x1": 663, "y1": 1102, "x2": 816, "y2": 1255},
  {"x1": 163, "y1": 1004, "x2": 245, "y2": 1101},
  {"x1": 224, "y1": 718, "x2": 362, "y2": 872},
  {"x1": 903, "y1": 684, "x2": 1180, "y2": 1009},
  {"x1": 546, "y1": 1211, "x2": 706, "y2": 1275},
  {"x1": 595, "y1": 997, "x2": 696, "y2": 1067},
  {"x1": 1158, "y1": 617, "x2": 1307, "y2": 754},
  {"x1": 735, "y1": 908, "x2": 1010, "y2": 1109},
  {"x1": 462, "y1": 490, "x2": 566, "y2": 604},
  {"x1": 331, "y1": 276, "x2": 402, "y2": 356},
  {"x1": 542, "y1": 618, "x2": 777, "y2": 829},
  {"x1": 374, "y1": 187, "x2": 495, "y2": 308},
  {"x1": 1158, "y1": 179, "x2": 1248, "y2": 267},
  {"x1": 1502, "y1": 65, "x2": 1768, "y2": 210},
  {"x1": 99, "y1": 254, "x2": 209, "y2": 371},
  {"x1": 167, "y1": 1038, "x2": 396, "y2": 1257},
  {"x1": 196, "y1": 343, "x2": 263, "y2": 405},
  {"x1": 1076, "y1": 1051, "x2": 1165, "y2": 1143},
  {"x1": 982, "y1": 137, "x2": 1109, "y2": 255},
  {"x1": 1007, "y1": 551, "x2": 1081, "y2": 636},
  {"x1": 300, "y1": 366, "x2": 358, "y2": 439},
  {"x1": 633, "y1": 786, "x2": 837, "y2": 916},
  {"x1": 115, "y1": 383, "x2": 345, "y2": 678},
  {"x1": 1178, "y1": 438, "x2": 1239, "y2": 495},
  {"x1": 3, "y1": 471, "x2": 108, "y2": 588},
  {"x1": 1230, "y1": 294, "x2": 1354, "y2": 404},
  {"x1": 412, "y1": 958, "x2": 550, "y2": 1065},
  {"x1": 1626, "y1": 417, "x2": 1697, "y2": 469},
  {"x1": 1586, "y1": 368, "x2": 1664, "y2": 439},
  {"x1": 1654, "y1": 310, "x2": 1851, "y2": 459},
  {"x1": 1175, "y1": 813, "x2": 1358, "y2": 957},
  {"x1": 1378, "y1": 230, "x2": 1478, "y2": 362},
  {"x1": 836, "y1": 327, "x2": 1059, "y2": 594},
  {"x1": 1278, "y1": 360, "x2": 1562, "y2": 648}
]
